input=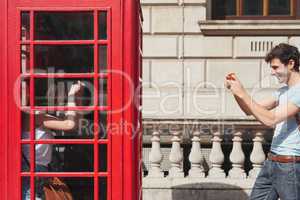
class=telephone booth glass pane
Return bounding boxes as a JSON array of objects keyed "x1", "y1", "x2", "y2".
[
  {"x1": 99, "y1": 79, "x2": 107, "y2": 106},
  {"x1": 99, "y1": 45, "x2": 107, "y2": 72},
  {"x1": 99, "y1": 144, "x2": 107, "y2": 172},
  {"x1": 21, "y1": 12, "x2": 30, "y2": 41},
  {"x1": 98, "y1": 11, "x2": 107, "y2": 40},
  {"x1": 34, "y1": 45, "x2": 94, "y2": 73},
  {"x1": 21, "y1": 45, "x2": 30, "y2": 74},
  {"x1": 36, "y1": 144, "x2": 94, "y2": 172},
  {"x1": 34, "y1": 12, "x2": 94, "y2": 40},
  {"x1": 99, "y1": 112, "x2": 107, "y2": 139},
  {"x1": 34, "y1": 78, "x2": 94, "y2": 106},
  {"x1": 99, "y1": 177, "x2": 107, "y2": 199}
]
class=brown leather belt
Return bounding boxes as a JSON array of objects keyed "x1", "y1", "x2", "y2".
[{"x1": 267, "y1": 152, "x2": 300, "y2": 163}]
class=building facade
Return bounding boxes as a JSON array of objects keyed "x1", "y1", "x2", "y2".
[{"x1": 141, "y1": 0, "x2": 300, "y2": 199}]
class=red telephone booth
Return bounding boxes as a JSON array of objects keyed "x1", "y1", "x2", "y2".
[{"x1": 0, "y1": 0, "x2": 143, "y2": 199}]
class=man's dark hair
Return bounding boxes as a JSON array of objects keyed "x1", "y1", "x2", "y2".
[{"x1": 265, "y1": 43, "x2": 300, "y2": 72}]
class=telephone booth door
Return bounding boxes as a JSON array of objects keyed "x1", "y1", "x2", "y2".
[{"x1": 1, "y1": 0, "x2": 142, "y2": 199}]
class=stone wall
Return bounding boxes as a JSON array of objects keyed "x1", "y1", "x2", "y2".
[
  {"x1": 141, "y1": 0, "x2": 300, "y2": 119},
  {"x1": 140, "y1": 1, "x2": 300, "y2": 199}
]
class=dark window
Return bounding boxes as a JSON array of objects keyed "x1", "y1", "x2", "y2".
[
  {"x1": 269, "y1": 0, "x2": 291, "y2": 15},
  {"x1": 212, "y1": 0, "x2": 236, "y2": 19},
  {"x1": 243, "y1": 0, "x2": 263, "y2": 15},
  {"x1": 212, "y1": 0, "x2": 297, "y2": 19}
]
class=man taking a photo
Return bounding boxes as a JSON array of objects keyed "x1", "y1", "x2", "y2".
[{"x1": 225, "y1": 43, "x2": 300, "y2": 200}]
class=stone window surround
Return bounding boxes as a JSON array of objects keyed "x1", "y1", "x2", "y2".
[{"x1": 198, "y1": 20, "x2": 300, "y2": 36}]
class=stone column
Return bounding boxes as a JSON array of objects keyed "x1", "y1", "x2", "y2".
[
  {"x1": 188, "y1": 131, "x2": 205, "y2": 178},
  {"x1": 168, "y1": 131, "x2": 184, "y2": 178},
  {"x1": 148, "y1": 131, "x2": 164, "y2": 178},
  {"x1": 249, "y1": 131, "x2": 266, "y2": 178},
  {"x1": 208, "y1": 131, "x2": 226, "y2": 178},
  {"x1": 229, "y1": 131, "x2": 246, "y2": 179}
]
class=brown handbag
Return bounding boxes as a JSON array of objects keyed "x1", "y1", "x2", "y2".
[{"x1": 43, "y1": 177, "x2": 73, "y2": 200}]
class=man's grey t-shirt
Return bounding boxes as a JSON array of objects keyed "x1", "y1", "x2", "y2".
[{"x1": 271, "y1": 83, "x2": 300, "y2": 156}]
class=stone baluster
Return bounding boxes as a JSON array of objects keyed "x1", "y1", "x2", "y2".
[
  {"x1": 208, "y1": 131, "x2": 226, "y2": 178},
  {"x1": 249, "y1": 131, "x2": 266, "y2": 178},
  {"x1": 148, "y1": 131, "x2": 164, "y2": 178},
  {"x1": 168, "y1": 131, "x2": 184, "y2": 178},
  {"x1": 188, "y1": 131, "x2": 205, "y2": 178},
  {"x1": 229, "y1": 131, "x2": 246, "y2": 178}
]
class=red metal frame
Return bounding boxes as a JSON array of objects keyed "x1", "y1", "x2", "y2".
[
  {"x1": 123, "y1": 0, "x2": 143, "y2": 199},
  {"x1": 2, "y1": 0, "x2": 142, "y2": 200},
  {"x1": 0, "y1": 1, "x2": 9, "y2": 200}
]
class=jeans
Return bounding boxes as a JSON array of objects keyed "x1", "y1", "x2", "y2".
[
  {"x1": 22, "y1": 164, "x2": 48, "y2": 200},
  {"x1": 250, "y1": 159, "x2": 300, "y2": 200}
]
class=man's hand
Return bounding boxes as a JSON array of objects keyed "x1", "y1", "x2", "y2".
[
  {"x1": 224, "y1": 73, "x2": 247, "y2": 98},
  {"x1": 224, "y1": 73, "x2": 235, "y2": 89}
]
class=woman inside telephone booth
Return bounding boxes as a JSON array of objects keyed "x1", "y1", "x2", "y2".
[
  {"x1": 20, "y1": 11, "x2": 109, "y2": 200},
  {"x1": 22, "y1": 80, "x2": 90, "y2": 199}
]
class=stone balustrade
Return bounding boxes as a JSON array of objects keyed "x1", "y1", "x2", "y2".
[{"x1": 142, "y1": 119, "x2": 273, "y2": 200}]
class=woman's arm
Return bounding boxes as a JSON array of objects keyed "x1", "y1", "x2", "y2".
[
  {"x1": 37, "y1": 81, "x2": 84, "y2": 131},
  {"x1": 38, "y1": 113, "x2": 77, "y2": 131}
]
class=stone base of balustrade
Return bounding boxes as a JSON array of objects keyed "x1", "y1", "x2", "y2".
[
  {"x1": 168, "y1": 168, "x2": 185, "y2": 178},
  {"x1": 228, "y1": 167, "x2": 247, "y2": 179},
  {"x1": 207, "y1": 167, "x2": 226, "y2": 179},
  {"x1": 147, "y1": 168, "x2": 165, "y2": 178},
  {"x1": 143, "y1": 177, "x2": 256, "y2": 200},
  {"x1": 188, "y1": 168, "x2": 205, "y2": 178},
  {"x1": 248, "y1": 167, "x2": 262, "y2": 179}
]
